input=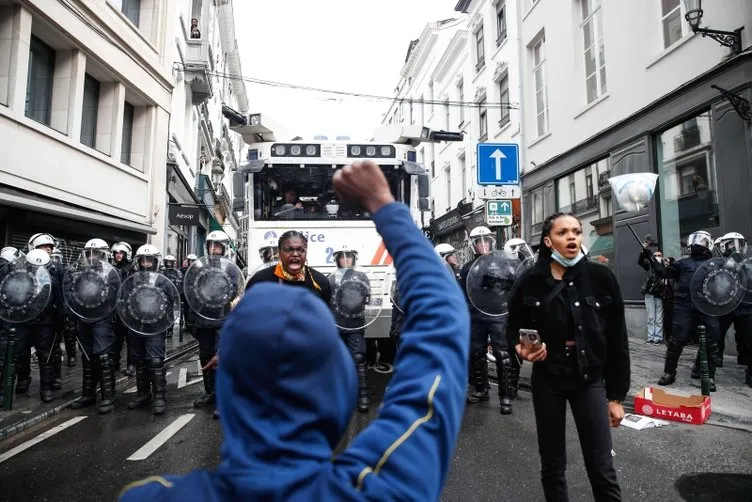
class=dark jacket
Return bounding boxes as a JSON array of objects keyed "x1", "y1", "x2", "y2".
[
  {"x1": 648, "y1": 251, "x2": 709, "y2": 304},
  {"x1": 247, "y1": 264, "x2": 332, "y2": 305},
  {"x1": 505, "y1": 257, "x2": 630, "y2": 402},
  {"x1": 637, "y1": 252, "x2": 662, "y2": 296},
  {"x1": 118, "y1": 202, "x2": 470, "y2": 501}
]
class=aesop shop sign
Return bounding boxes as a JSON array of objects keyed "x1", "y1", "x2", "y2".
[{"x1": 169, "y1": 205, "x2": 201, "y2": 226}]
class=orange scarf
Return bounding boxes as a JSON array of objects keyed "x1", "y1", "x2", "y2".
[{"x1": 274, "y1": 262, "x2": 322, "y2": 291}]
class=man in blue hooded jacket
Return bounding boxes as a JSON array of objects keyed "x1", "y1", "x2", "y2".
[{"x1": 119, "y1": 160, "x2": 470, "y2": 501}]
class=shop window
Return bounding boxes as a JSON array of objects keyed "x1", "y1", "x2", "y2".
[{"x1": 656, "y1": 112, "x2": 719, "y2": 258}]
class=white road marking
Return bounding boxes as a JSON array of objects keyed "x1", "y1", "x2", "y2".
[
  {"x1": 127, "y1": 414, "x2": 196, "y2": 461},
  {"x1": 183, "y1": 377, "x2": 203, "y2": 387},
  {"x1": 177, "y1": 368, "x2": 187, "y2": 389},
  {"x1": 0, "y1": 416, "x2": 87, "y2": 464}
]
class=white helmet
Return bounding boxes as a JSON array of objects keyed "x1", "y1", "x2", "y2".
[
  {"x1": 112, "y1": 242, "x2": 133, "y2": 262},
  {"x1": 503, "y1": 238, "x2": 534, "y2": 260},
  {"x1": 26, "y1": 249, "x2": 50, "y2": 267},
  {"x1": 259, "y1": 239, "x2": 279, "y2": 263},
  {"x1": 28, "y1": 233, "x2": 55, "y2": 251},
  {"x1": 206, "y1": 230, "x2": 231, "y2": 257},
  {"x1": 186, "y1": 253, "x2": 198, "y2": 261},
  {"x1": 434, "y1": 243, "x2": 456, "y2": 257},
  {"x1": 51, "y1": 247, "x2": 63, "y2": 265},
  {"x1": 687, "y1": 230, "x2": 713, "y2": 251},
  {"x1": 1, "y1": 246, "x2": 22, "y2": 263},
  {"x1": 135, "y1": 244, "x2": 161, "y2": 271},
  {"x1": 333, "y1": 244, "x2": 358, "y2": 268},
  {"x1": 164, "y1": 254, "x2": 176, "y2": 263},
  {"x1": 469, "y1": 226, "x2": 495, "y2": 254},
  {"x1": 83, "y1": 238, "x2": 110, "y2": 262},
  {"x1": 717, "y1": 232, "x2": 746, "y2": 256}
]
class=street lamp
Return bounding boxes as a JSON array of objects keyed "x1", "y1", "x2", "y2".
[{"x1": 682, "y1": 0, "x2": 744, "y2": 54}]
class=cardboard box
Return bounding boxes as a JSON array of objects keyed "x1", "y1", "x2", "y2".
[{"x1": 633, "y1": 386, "x2": 711, "y2": 425}]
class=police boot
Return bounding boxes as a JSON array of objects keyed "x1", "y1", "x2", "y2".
[
  {"x1": 658, "y1": 341, "x2": 683, "y2": 386},
  {"x1": 127, "y1": 362, "x2": 152, "y2": 410},
  {"x1": 354, "y1": 354, "x2": 370, "y2": 413},
  {"x1": 38, "y1": 361, "x2": 55, "y2": 403},
  {"x1": 15, "y1": 349, "x2": 31, "y2": 395},
  {"x1": 97, "y1": 353, "x2": 116, "y2": 415},
  {"x1": 52, "y1": 344, "x2": 63, "y2": 390},
  {"x1": 14, "y1": 376, "x2": 31, "y2": 395},
  {"x1": 149, "y1": 359, "x2": 167, "y2": 416},
  {"x1": 509, "y1": 359, "x2": 521, "y2": 400},
  {"x1": 467, "y1": 352, "x2": 490, "y2": 404},
  {"x1": 707, "y1": 344, "x2": 719, "y2": 392},
  {"x1": 63, "y1": 330, "x2": 77, "y2": 367},
  {"x1": 193, "y1": 354, "x2": 216, "y2": 408},
  {"x1": 497, "y1": 351, "x2": 513, "y2": 415},
  {"x1": 71, "y1": 357, "x2": 96, "y2": 409}
]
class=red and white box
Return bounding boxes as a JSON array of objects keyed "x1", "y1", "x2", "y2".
[{"x1": 633, "y1": 386, "x2": 712, "y2": 425}]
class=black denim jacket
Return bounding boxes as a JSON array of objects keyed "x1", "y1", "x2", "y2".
[{"x1": 505, "y1": 257, "x2": 631, "y2": 402}]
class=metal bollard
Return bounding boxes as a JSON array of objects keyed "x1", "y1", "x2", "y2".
[
  {"x1": 2, "y1": 327, "x2": 18, "y2": 410},
  {"x1": 697, "y1": 325, "x2": 711, "y2": 397}
]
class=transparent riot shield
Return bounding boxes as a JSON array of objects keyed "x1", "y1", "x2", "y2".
[
  {"x1": 0, "y1": 258, "x2": 52, "y2": 323},
  {"x1": 184, "y1": 256, "x2": 245, "y2": 321},
  {"x1": 514, "y1": 256, "x2": 536, "y2": 277},
  {"x1": 389, "y1": 276, "x2": 403, "y2": 314},
  {"x1": 117, "y1": 271, "x2": 180, "y2": 336},
  {"x1": 466, "y1": 250, "x2": 521, "y2": 317},
  {"x1": 63, "y1": 258, "x2": 121, "y2": 322},
  {"x1": 690, "y1": 257, "x2": 746, "y2": 317},
  {"x1": 329, "y1": 267, "x2": 382, "y2": 331}
]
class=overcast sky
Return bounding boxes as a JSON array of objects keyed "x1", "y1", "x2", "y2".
[{"x1": 232, "y1": 1, "x2": 460, "y2": 141}]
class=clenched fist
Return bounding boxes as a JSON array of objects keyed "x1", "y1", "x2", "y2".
[{"x1": 333, "y1": 161, "x2": 395, "y2": 215}]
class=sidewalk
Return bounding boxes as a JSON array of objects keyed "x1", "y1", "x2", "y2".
[
  {"x1": 0, "y1": 331, "x2": 198, "y2": 441},
  {"x1": 494, "y1": 336, "x2": 752, "y2": 425}
]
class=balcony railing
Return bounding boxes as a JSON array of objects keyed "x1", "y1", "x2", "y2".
[{"x1": 561, "y1": 195, "x2": 599, "y2": 215}]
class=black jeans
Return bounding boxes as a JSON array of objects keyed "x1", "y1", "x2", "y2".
[{"x1": 531, "y1": 354, "x2": 621, "y2": 502}]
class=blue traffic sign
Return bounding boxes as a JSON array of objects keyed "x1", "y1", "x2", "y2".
[{"x1": 476, "y1": 143, "x2": 520, "y2": 186}]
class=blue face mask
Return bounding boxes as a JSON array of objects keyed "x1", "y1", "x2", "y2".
[{"x1": 551, "y1": 248, "x2": 584, "y2": 268}]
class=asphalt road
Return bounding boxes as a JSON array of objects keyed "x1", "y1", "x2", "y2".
[{"x1": 0, "y1": 350, "x2": 750, "y2": 501}]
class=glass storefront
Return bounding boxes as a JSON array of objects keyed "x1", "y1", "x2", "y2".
[
  {"x1": 656, "y1": 112, "x2": 719, "y2": 259},
  {"x1": 555, "y1": 158, "x2": 614, "y2": 268}
]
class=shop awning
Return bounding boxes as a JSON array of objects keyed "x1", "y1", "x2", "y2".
[
  {"x1": 0, "y1": 185, "x2": 156, "y2": 235},
  {"x1": 209, "y1": 216, "x2": 224, "y2": 232},
  {"x1": 589, "y1": 234, "x2": 614, "y2": 255}
]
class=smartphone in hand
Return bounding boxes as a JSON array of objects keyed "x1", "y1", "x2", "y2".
[{"x1": 519, "y1": 329, "x2": 541, "y2": 350}]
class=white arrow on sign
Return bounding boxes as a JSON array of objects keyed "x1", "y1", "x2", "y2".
[
  {"x1": 500, "y1": 201, "x2": 510, "y2": 211},
  {"x1": 491, "y1": 149, "x2": 507, "y2": 180}
]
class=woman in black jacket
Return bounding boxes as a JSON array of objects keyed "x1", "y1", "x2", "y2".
[{"x1": 507, "y1": 212, "x2": 630, "y2": 502}]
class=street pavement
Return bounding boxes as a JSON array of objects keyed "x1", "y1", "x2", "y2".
[{"x1": 0, "y1": 350, "x2": 750, "y2": 502}]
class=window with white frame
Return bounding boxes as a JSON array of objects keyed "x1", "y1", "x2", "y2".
[
  {"x1": 478, "y1": 97, "x2": 488, "y2": 139},
  {"x1": 428, "y1": 80, "x2": 435, "y2": 115},
  {"x1": 533, "y1": 36, "x2": 549, "y2": 137},
  {"x1": 457, "y1": 79, "x2": 465, "y2": 125},
  {"x1": 661, "y1": 0, "x2": 686, "y2": 48},
  {"x1": 496, "y1": 1, "x2": 507, "y2": 46},
  {"x1": 409, "y1": 99, "x2": 414, "y2": 124},
  {"x1": 25, "y1": 36, "x2": 55, "y2": 126},
  {"x1": 121, "y1": 101, "x2": 135, "y2": 165},
  {"x1": 499, "y1": 76, "x2": 510, "y2": 127},
  {"x1": 419, "y1": 94, "x2": 425, "y2": 125},
  {"x1": 444, "y1": 100, "x2": 450, "y2": 130},
  {"x1": 475, "y1": 25, "x2": 485, "y2": 71},
  {"x1": 80, "y1": 74, "x2": 100, "y2": 148},
  {"x1": 444, "y1": 164, "x2": 452, "y2": 209},
  {"x1": 582, "y1": 0, "x2": 607, "y2": 103},
  {"x1": 459, "y1": 154, "x2": 467, "y2": 200},
  {"x1": 110, "y1": 0, "x2": 141, "y2": 26}
]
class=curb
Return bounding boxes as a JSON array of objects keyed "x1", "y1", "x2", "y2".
[
  {"x1": 511, "y1": 375, "x2": 751, "y2": 426},
  {"x1": 0, "y1": 340, "x2": 199, "y2": 442}
]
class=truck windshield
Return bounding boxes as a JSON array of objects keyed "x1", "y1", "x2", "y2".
[{"x1": 252, "y1": 164, "x2": 410, "y2": 221}]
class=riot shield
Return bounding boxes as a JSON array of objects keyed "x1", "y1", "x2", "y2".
[
  {"x1": 117, "y1": 271, "x2": 180, "y2": 336},
  {"x1": 0, "y1": 258, "x2": 52, "y2": 323},
  {"x1": 329, "y1": 267, "x2": 382, "y2": 331},
  {"x1": 466, "y1": 250, "x2": 521, "y2": 317},
  {"x1": 389, "y1": 277, "x2": 403, "y2": 314},
  {"x1": 63, "y1": 258, "x2": 121, "y2": 322},
  {"x1": 184, "y1": 256, "x2": 245, "y2": 321},
  {"x1": 514, "y1": 256, "x2": 536, "y2": 277},
  {"x1": 163, "y1": 268, "x2": 183, "y2": 294},
  {"x1": 251, "y1": 261, "x2": 277, "y2": 278},
  {"x1": 691, "y1": 257, "x2": 746, "y2": 317}
]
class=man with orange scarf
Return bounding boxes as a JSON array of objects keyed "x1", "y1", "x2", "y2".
[{"x1": 246, "y1": 231, "x2": 331, "y2": 304}]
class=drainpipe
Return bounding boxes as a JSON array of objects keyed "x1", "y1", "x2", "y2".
[{"x1": 515, "y1": 0, "x2": 528, "y2": 240}]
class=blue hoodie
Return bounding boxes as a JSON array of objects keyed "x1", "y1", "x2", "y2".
[{"x1": 119, "y1": 202, "x2": 470, "y2": 501}]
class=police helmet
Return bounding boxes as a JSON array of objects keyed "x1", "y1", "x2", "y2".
[
  {"x1": 163, "y1": 254, "x2": 177, "y2": 268},
  {"x1": 1, "y1": 246, "x2": 22, "y2": 263},
  {"x1": 135, "y1": 244, "x2": 161, "y2": 271},
  {"x1": 333, "y1": 244, "x2": 359, "y2": 268},
  {"x1": 28, "y1": 233, "x2": 55, "y2": 252},
  {"x1": 717, "y1": 232, "x2": 746, "y2": 256},
  {"x1": 205, "y1": 231, "x2": 231, "y2": 258},
  {"x1": 51, "y1": 247, "x2": 63, "y2": 266},
  {"x1": 258, "y1": 239, "x2": 279, "y2": 264},
  {"x1": 186, "y1": 253, "x2": 198, "y2": 262},
  {"x1": 434, "y1": 243, "x2": 456, "y2": 257},
  {"x1": 503, "y1": 238, "x2": 534, "y2": 260},
  {"x1": 26, "y1": 249, "x2": 50, "y2": 267},
  {"x1": 112, "y1": 242, "x2": 133, "y2": 262},
  {"x1": 83, "y1": 238, "x2": 110, "y2": 262},
  {"x1": 687, "y1": 231, "x2": 713, "y2": 252},
  {"x1": 469, "y1": 226, "x2": 495, "y2": 253}
]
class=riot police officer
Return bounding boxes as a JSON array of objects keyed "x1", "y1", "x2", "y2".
[
  {"x1": 192, "y1": 232, "x2": 238, "y2": 411},
  {"x1": 124, "y1": 245, "x2": 175, "y2": 415},
  {"x1": 162, "y1": 254, "x2": 183, "y2": 338},
  {"x1": 51, "y1": 248, "x2": 77, "y2": 368},
  {"x1": 259, "y1": 240, "x2": 279, "y2": 265},
  {"x1": 460, "y1": 226, "x2": 515, "y2": 414},
  {"x1": 67, "y1": 239, "x2": 120, "y2": 414},
  {"x1": 0, "y1": 247, "x2": 26, "y2": 395},
  {"x1": 435, "y1": 243, "x2": 461, "y2": 279},
  {"x1": 331, "y1": 245, "x2": 371, "y2": 413},
  {"x1": 112, "y1": 242, "x2": 135, "y2": 376},
  {"x1": 181, "y1": 253, "x2": 198, "y2": 333},
  {"x1": 647, "y1": 231, "x2": 721, "y2": 391}
]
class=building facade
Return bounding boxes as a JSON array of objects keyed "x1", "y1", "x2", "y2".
[
  {"x1": 515, "y1": 0, "x2": 752, "y2": 332},
  {"x1": 165, "y1": 0, "x2": 248, "y2": 268},
  {"x1": 0, "y1": 0, "x2": 174, "y2": 261}
]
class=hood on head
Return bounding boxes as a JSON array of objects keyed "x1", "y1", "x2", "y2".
[{"x1": 216, "y1": 283, "x2": 356, "y2": 475}]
